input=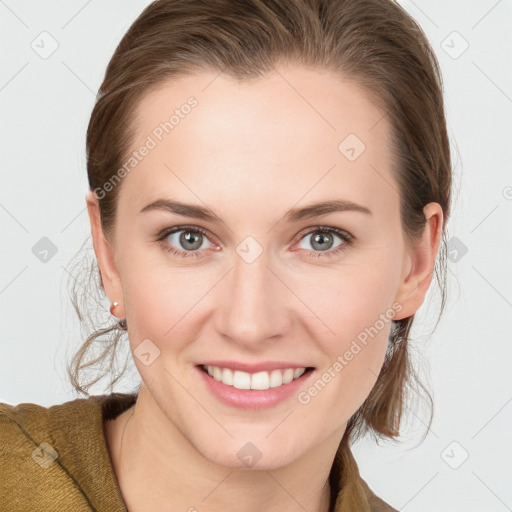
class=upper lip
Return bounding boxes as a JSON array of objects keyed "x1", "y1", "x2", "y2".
[{"x1": 197, "y1": 360, "x2": 314, "y2": 373}]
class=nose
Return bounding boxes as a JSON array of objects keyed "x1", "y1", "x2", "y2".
[{"x1": 214, "y1": 245, "x2": 292, "y2": 349}]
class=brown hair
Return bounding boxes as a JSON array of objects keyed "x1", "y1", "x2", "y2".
[{"x1": 66, "y1": 0, "x2": 452, "y2": 508}]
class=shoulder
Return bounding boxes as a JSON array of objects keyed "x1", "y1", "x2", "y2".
[
  {"x1": 0, "y1": 393, "x2": 136, "y2": 512},
  {"x1": 330, "y1": 438, "x2": 398, "y2": 512},
  {"x1": 360, "y1": 477, "x2": 399, "y2": 512},
  {"x1": 0, "y1": 399, "x2": 49, "y2": 435},
  {"x1": 0, "y1": 399, "x2": 83, "y2": 510},
  {"x1": 0, "y1": 400, "x2": 53, "y2": 472},
  {"x1": 0, "y1": 398, "x2": 100, "y2": 511}
]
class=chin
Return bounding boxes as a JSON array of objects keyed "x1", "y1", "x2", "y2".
[{"x1": 196, "y1": 437, "x2": 301, "y2": 471}]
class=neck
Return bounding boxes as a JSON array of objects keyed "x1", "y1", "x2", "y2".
[{"x1": 106, "y1": 386, "x2": 342, "y2": 512}]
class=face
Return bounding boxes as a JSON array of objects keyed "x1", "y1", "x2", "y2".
[{"x1": 88, "y1": 65, "x2": 441, "y2": 470}]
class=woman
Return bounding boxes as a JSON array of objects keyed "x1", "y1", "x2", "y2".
[{"x1": 0, "y1": 0, "x2": 451, "y2": 510}]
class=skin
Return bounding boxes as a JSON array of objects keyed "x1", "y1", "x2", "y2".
[{"x1": 87, "y1": 64, "x2": 443, "y2": 512}]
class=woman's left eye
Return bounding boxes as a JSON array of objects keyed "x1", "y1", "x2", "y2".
[
  {"x1": 155, "y1": 225, "x2": 353, "y2": 259},
  {"x1": 294, "y1": 226, "x2": 353, "y2": 258}
]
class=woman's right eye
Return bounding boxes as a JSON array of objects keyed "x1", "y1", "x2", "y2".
[{"x1": 156, "y1": 226, "x2": 219, "y2": 258}]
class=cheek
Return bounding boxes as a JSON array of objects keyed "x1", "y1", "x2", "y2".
[
  {"x1": 295, "y1": 261, "x2": 398, "y2": 344},
  {"x1": 291, "y1": 262, "x2": 397, "y2": 400},
  {"x1": 119, "y1": 254, "x2": 211, "y2": 350},
  {"x1": 296, "y1": 277, "x2": 394, "y2": 419}
]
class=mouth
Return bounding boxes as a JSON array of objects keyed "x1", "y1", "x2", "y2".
[{"x1": 197, "y1": 364, "x2": 315, "y2": 391}]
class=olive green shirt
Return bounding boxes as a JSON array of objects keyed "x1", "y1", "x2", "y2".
[{"x1": 0, "y1": 392, "x2": 397, "y2": 511}]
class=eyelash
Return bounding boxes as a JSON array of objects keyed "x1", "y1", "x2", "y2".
[{"x1": 155, "y1": 224, "x2": 354, "y2": 260}]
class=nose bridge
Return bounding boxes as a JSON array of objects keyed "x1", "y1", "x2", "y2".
[{"x1": 216, "y1": 240, "x2": 290, "y2": 345}]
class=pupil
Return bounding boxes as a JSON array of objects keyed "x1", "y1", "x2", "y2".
[
  {"x1": 181, "y1": 230, "x2": 202, "y2": 250},
  {"x1": 313, "y1": 233, "x2": 331, "y2": 251}
]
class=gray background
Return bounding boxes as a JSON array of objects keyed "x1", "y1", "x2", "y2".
[{"x1": 1, "y1": 1, "x2": 511, "y2": 510}]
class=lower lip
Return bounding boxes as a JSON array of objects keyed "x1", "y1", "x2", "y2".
[{"x1": 195, "y1": 366, "x2": 315, "y2": 410}]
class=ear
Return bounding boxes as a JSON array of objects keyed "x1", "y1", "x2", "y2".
[
  {"x1": 393, "y1": 202, "x2": 444, "y2": 320},
  {"x1": 85, "y1": 190, "x2": 125, "y2": 318}
]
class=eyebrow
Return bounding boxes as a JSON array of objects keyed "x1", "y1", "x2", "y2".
[{"x1": 140, "y1": 198, "x2": 372, "y2": 224}]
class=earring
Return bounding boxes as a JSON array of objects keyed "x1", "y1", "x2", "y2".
[{"x1": 110, "y1": 301, "x2": 120, "y2": 316}]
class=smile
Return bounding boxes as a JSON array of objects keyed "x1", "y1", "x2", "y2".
[{"x1": 200, "y1": 364, "x2": 314, "y2": 390}]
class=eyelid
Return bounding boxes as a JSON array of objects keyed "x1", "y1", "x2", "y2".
[
  {"x1": 294, "y1": 224, "x2": 354, "y2": 242},
  {"x1": 156, "y1": 224, "x2": 220, "y2": 249}
]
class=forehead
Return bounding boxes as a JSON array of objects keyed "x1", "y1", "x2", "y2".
[{"x1": 120, "y1": 66, "x2": 397, "y2": 220}]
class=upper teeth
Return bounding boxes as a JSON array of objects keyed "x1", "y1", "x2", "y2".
[{"x1": 204, "y1": 365, "x2": 306, "y2": 390}]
